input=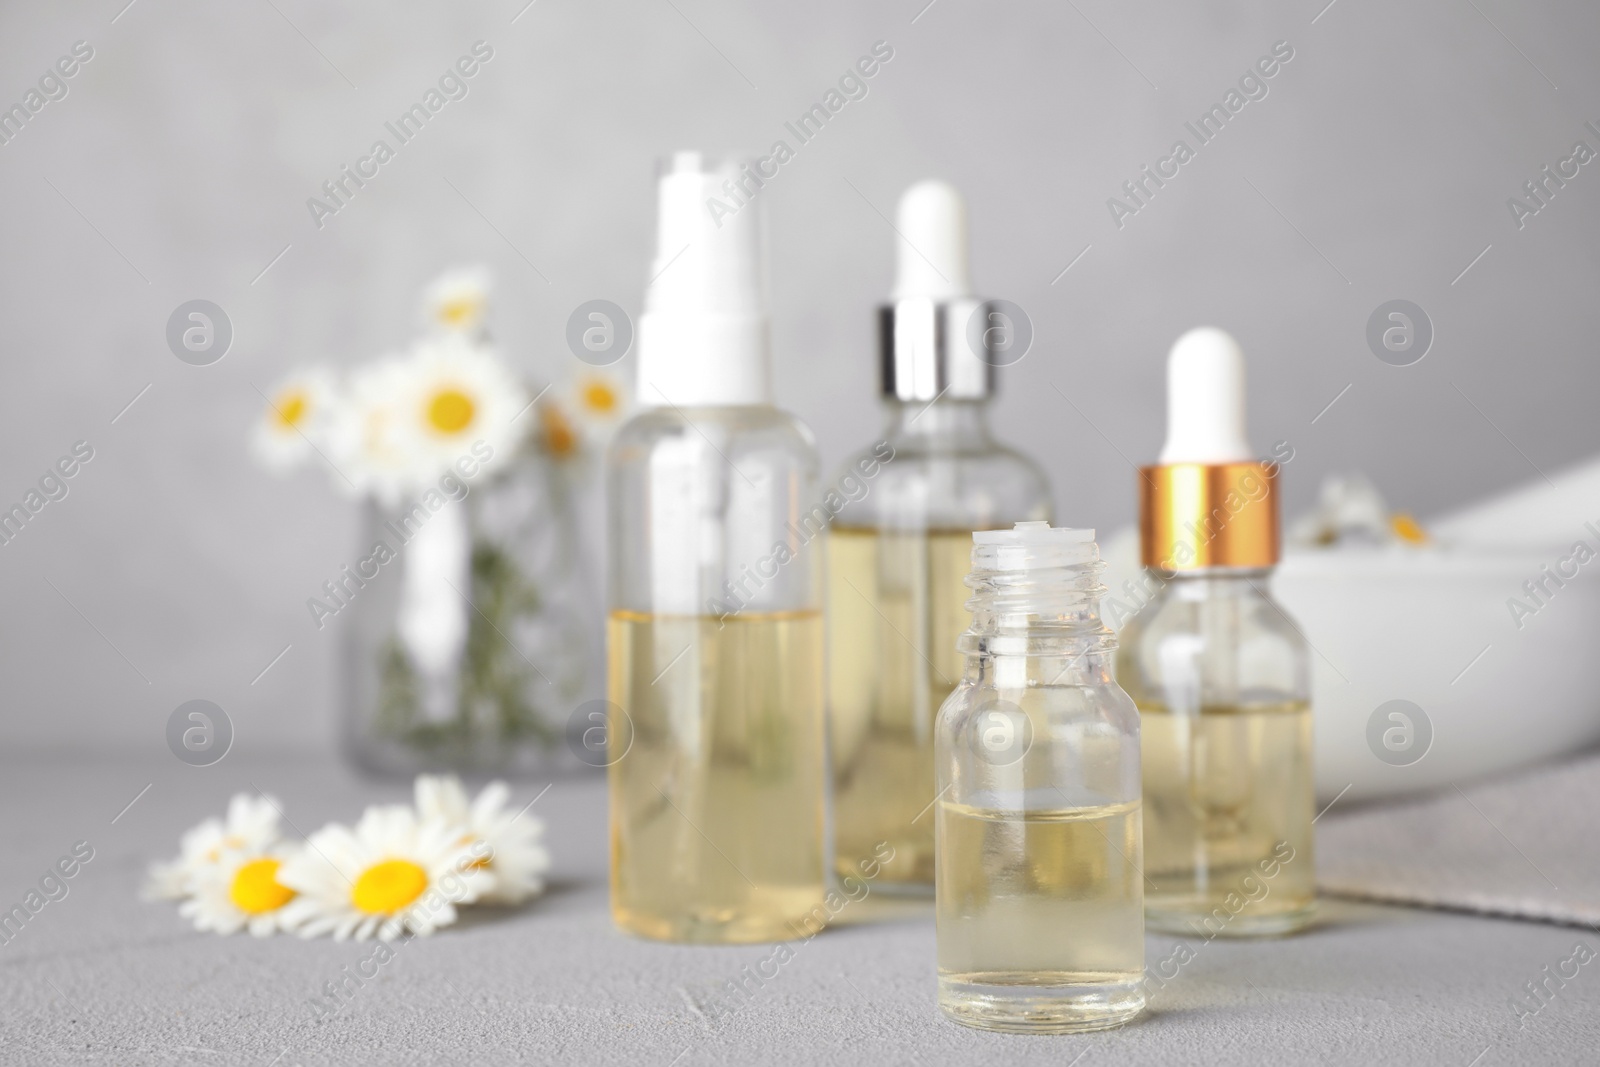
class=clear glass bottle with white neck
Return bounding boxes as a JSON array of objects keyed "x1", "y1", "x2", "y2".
[
  {"x1": 935, "y1": 523, "x2": 1145, "y2": 1033},
  {"x1": 828, "y1": 181, "x2": 1051, "y2": 894},
  {"x1": 606, "y1": 151, "x2": 827, "y2": 944},
  {"x1": 1116, "y1": 327, "x2": 1316, "y2": 937}
]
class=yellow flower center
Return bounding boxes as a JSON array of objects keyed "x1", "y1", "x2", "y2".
[
  {"x1": 427, "y1": 388, "x2": 476, "y2": 435},
  {"x1": 437, "y1": 298, "x2": 480, "y2": 327},
  {"x1": 228, "y1": 858, "x2": 295, "y2": 915},
  {"x1": 274, "y1": 392, "x2": 309, "y2": 429},
  {"x1": 580, "y1": 379, "x2": 618, "y2": 414},
  {"x1": 540, "y1": 405, "x2": 577, "y2": 457},
  {"x1": 1391, "y1": 513, "x2": 1427, "y2": 544},
  {"x1": 351, "y1": 859, "x2": 429, "y2": 915}
]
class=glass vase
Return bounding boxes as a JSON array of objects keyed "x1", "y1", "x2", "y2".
[{"x1": 341, "y1": 450, "x2": 593, "y2": 775}]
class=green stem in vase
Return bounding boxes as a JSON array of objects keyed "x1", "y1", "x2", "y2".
[
  {"x1": 461, "y1": 538, "x2": 560, "y2": 748},
  {"x1": 371, "y1": 539, "x2": 560, "y2": 756}
]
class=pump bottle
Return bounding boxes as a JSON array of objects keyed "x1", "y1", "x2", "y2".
[
  {"x1": 828, "y1": 181, "x2": 1051, "y2": 892},
  {"x1": 606, "y1": 152, "x2": 827, "y2": 943},
  {"x1": 1116, "y1": 327, "x2": 1315, "y2": 936}
]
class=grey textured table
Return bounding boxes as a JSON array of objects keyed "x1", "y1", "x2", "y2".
[{"x1": 3, "y1": 755, "x2": 1597, "y2": 1066}]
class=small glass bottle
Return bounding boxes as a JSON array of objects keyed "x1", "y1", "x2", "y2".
[
  {"x1": 830, "y1": 181, "x2": 1051, "y2": 893},
  {"x1": 935, "y1": 523, "x2": 1145, "y2": 1033},
  {"x1": 606, "y1": 152, "x2": 827, "y2": 944},
  {"x1": 1116, "y1": 327, "x2": 1315, "y2": 937}
]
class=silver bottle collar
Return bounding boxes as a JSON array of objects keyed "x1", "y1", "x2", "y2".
[{"x1": 878, "y1": 296, "x2": 995, "y2": 402}]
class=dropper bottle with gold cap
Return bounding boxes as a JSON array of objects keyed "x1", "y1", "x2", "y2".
[{"x1": 1116, "y1": 327, "x2": 1315, "y2": 937}]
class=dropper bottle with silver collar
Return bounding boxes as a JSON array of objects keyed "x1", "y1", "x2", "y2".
[{"x1": 828, "y1": 180, "x2": 1052, "y2": 893}]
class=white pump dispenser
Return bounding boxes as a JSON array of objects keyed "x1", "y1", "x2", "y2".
[
  {"x1": 1158, "y1": 326, "x2": 1253, "y2": 465},
  {"x1": 635, "y1": 151, "x2": 772, "y2": 408}
]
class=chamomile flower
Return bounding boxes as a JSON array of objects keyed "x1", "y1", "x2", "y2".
[
  {"x1": 276, "y1": 804, "x2": 489, "y2": 941},
  {"x1": 178, "y1": 843, "x2": 301, "y2": 937},
  {"x1": 394, "y1": 335, "x2": 529, "y2": 479},
  {"x1": 536, "y1": 399, "x2": 579, "y2": 459},
  {"x1": 144, "y1": 793, "x2": 285, "y2": 901},
  {"x1": 423, "y1": 266, "x2": 492, "y2": 336},
  {"x1": 567, "y1": 370, "x2": 629, "y2": 439},
  {"x1": 536, "y1": 371, "x2": 629, "y2": 460},
  {"x1": 325, "y1": 355, "x2": 420, "y2": 507},
  {"x1": 251, "y1": 369, "x2": 339, "y2": 474},
  {"x1": 415, "y1": 775, "x2": 550, "y2": 905}
]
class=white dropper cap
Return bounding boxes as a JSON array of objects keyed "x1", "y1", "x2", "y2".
[
  {"x1": 892, "y1": 180, "x2": 971, "y2": 300},
  {"x1": 636, "y1": 150, "x2": 772, "y2": 407},
  {"x1": 1158, "y1": 326, "x2": 1254, "y2": 465}
]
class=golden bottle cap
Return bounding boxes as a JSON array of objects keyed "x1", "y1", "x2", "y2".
[{"x1": 1138, "y1": 462, "x2": 1280, "y2": 571}]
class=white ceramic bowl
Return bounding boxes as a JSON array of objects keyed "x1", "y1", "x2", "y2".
[
  {"x1": 1277, "y1": 545, "x2": 1600, "y2": 802},
  {"x1": 1273, "y1": 547, "x2": 1600, "y2": 806},
  {"x1": 1100, "y1": 526, "x2": 1600, "y2": 803}
]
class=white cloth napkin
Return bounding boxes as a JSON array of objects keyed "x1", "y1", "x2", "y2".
[{"x1": 1318, "y1": 749, "x2": 1600, "y2": 928}]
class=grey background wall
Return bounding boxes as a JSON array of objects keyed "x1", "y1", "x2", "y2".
[{"x1": 1, "y1": 0, "x2": 1595, "y2": 755}]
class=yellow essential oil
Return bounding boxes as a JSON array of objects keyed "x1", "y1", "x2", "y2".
[
  {"x1": 936, "y1": 799, "x2": 1146, "y2": 1031},
  {"x1": 1139, "y1": 700, "x2": 1315, "y2": 935},
  {"x1": 608, "y1": 610, "x2": 827, "y2": 944},
  {"x1": 828, "y1": 526, "x2": 974, "y2": 889}
]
